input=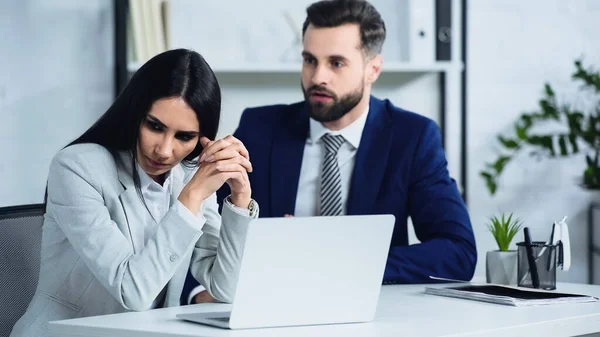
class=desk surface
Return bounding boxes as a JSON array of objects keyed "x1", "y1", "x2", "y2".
[{"x1": 49, "y1": 283, "x2": 600, "y2": 337}]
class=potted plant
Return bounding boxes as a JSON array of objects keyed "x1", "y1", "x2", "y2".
[
  {"x1": 486, "y1": 212, "x2": 523, "y2": 284},
  {"x1": 480, "y1": 59, "x2": 600, "y2": 195}
]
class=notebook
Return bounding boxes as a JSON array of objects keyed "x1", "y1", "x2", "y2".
[{"x1": 424, "y1": 284, "x2": 599, "y2": 307}]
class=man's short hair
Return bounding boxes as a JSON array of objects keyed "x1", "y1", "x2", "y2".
[{"x1": 302, "y1": 0, "x2": 386, "y2": 57}]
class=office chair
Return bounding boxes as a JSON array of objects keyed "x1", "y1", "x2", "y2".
[{"x1": 0, "y1": 204, "x2": 44, "y2": 337}]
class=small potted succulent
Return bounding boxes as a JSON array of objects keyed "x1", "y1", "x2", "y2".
[{"x1": 486, "y1": 212, "x2": 523, "y2": 285}]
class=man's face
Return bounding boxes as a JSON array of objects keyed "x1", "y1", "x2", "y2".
[{"x1": 301, "y1": 23, "x2": 367, "y2": 122}]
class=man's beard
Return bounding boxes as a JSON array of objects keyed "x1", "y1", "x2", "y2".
[{"x1": 302, "y1": 83, "x2": 364, "y2": 123}]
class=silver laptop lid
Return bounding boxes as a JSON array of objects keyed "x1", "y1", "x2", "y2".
[{"x1": 229, "y1": 214, "x2": 395, "y2": 329}]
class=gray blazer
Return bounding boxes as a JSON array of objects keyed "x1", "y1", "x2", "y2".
[{"x1": 10, "y1": 144, "x2": 255, "y2": 337}]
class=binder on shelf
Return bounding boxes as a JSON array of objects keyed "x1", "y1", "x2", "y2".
[
  {"x1": 127, "y1": 0, "x2": 168, "y2": 67},
  {"x1": 435, "y1": 0, "x2": 452, "y2": 61},
  {"x1": 408, "y1": 0, "x2": 435, "y2": 64}
]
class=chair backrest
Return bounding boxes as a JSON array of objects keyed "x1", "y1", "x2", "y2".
[{"x1": 0, "y1": 204, "x2": 44, "y2": 337}]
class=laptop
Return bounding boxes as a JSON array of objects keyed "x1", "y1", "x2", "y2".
[{"x1": 176, "y1": 214, "x2": 395, "y2": 329}]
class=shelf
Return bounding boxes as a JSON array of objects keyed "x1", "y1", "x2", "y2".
[{"x1": 127, "y1": 61, "x2": 463, "y2": 74}]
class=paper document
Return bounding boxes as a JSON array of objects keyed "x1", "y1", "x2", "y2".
[{"x1": 424, "y1": 284, "x2": 598, "y2": 307}]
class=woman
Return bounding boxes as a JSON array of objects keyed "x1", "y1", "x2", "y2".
[{"x1": 10, "y1": 49, "x2": 257, "y2": 337}]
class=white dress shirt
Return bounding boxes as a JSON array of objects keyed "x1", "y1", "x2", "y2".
[
  {"x1": 136, "y1": 163, "x2": 173, "y2": 309},
  {"x1": 294, "y1": 107, "x2": 369, "y2": 216}
]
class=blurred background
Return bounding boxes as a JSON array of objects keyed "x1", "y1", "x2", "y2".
[{"x1": 1, "y1": 0, "x2": 600, "y2": 285}]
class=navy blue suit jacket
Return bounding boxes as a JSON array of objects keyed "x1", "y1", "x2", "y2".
[{"x1": 182, "y1": 96, "x2": 476, "y2": 303}]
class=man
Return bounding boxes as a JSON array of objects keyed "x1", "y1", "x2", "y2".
[{"x1": 185, "y1": 0, "x2": 476, "y2": 304}]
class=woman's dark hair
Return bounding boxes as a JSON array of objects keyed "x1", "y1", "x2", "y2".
[
  {"x1": 302, "y1": 0, "x2": 386, "y2": 57},
  {"x1": 45, "y1": 49, "x2": 221, "y2": 205}
]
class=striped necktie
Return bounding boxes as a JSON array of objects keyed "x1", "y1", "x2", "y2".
[{"x1": 320, "y1": 133, "x2": 345, "y2": 216}]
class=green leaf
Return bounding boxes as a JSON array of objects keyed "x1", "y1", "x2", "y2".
[
  {"x1": 498, "y1": 135, "x2": 520, "y2": 149},
  {"x1": 486, "y1": 179, "x2": 498, "y2": 195},
  {"x1": 539, "y1": 98, "x2": 559, "y2": 120},
  {"x1": 568, "y1": 134, "x2": 579, "y2": 153},
  {"x1": 520, "y1": 114, "x2": 533, "y2": 129},
  {"x1": 487, "y1": 213, "x2": 523, "y2": 251},
  {"x1": 572, "y1": 60, "x2": 600, "y2": 93},
  {"x1": 489, "y1": 182, "x2": 497, "y2": 195},
  {"x1": 558, "y1": 135, "x2": 568, "y2": 155},
  {"x1": 493, "y1": 156, "x2": 511, "y2": 174},
  {"x1": 566, "y1": 111, "x2": 584, "y2": 134},
  {"x1": 545, "y1": 137, "x2": 556, "y2": 156},
  {"x1": 526, "y1": 136, "x2": 556, "y2": 156},
  {"x1": 544, "y1": 83, "x2": 555, "y2": 98},
  {"x1": 585, "y1": 167, "x2": 596, "y2": 187},
  {"x1": 539, "y1": 136, "x2": 556, "y2": 156},
  {"x1": 481, "y1": 171, "x2": 497, "y2": 195},
  {"x1": 516, "y1": 125, "x2": 528, "y2": 140},
  {"x1": 587, "y1": 154, "x2": 595, "y2": 168}
]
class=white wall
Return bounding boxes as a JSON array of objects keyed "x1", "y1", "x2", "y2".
[
  {"x1": 167, "y1": 0, "x2": 411, "y2": 66},
  {"x1": 468, "y1": 0, "x2": 600, "y2": 283},
  {"x1": 0, "y1": 0, "x2": 114, "y2": 207}
]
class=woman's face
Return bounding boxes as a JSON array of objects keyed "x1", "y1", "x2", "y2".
[{"x1": 137, "y1": 97, "x2": 200, "y2": 183}]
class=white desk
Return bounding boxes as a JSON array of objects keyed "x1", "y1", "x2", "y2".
[{"x1": 49, "y1": 283, "x2": 600, "y2": 337}]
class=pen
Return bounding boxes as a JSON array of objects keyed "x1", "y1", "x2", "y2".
[
  {"x1": 523, "y1": 227, "x2": 540, "y2": 289},
  {"x1": 546, "y1": 223, "x2": 556, "y2": 272}
]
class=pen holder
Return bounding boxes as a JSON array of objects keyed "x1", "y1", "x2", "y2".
[{"x1": 516, "y1": 241, "x2": 558, "y2": 290}]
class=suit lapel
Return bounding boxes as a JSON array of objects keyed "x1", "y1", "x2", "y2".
[
  {"x1": 347, "y1": 97, "x2": 393, "y2": 215},
  {"x1": 270, "y1": 106, "x2": 309, "y2": 217},
  {"x1": 117, "y1": 152, "x2": 189, "y2": 306},
  {"x1": 116, "y1": 151, "x2": 146, "y2": 254}
]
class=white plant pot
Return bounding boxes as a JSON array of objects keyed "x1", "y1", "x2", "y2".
[{"x1": 486, "y1": 250, "x2": 518, "y2": 285}]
